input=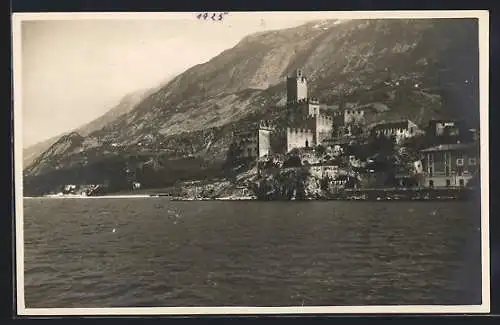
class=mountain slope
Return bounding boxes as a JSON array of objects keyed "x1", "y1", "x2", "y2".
[
  {"x1": 96, "y1": 18, "x2": 478, "y2": 144},
  {"x1": 23, "y1": 18, "x2": 480, "y2": 195},
  {"x1": 23, "y1": 135, "x2": 62, "y2": 168},
  {"x1": 77, "y1": 88, "x2": 156, "y2": 137},
  {"x1": 22, "y1": 88, "x2": 154, "y2": 169}
]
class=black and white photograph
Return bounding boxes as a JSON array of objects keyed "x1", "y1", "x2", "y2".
[{"x1": 13, "y1": 11, "x2": 489, "y2": 315}]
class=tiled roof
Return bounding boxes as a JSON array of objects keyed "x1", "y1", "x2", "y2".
[
  {"x1": 427, "y1": 119, "x2": 466, "y2": 125},
  {"x1": 421, "y1": 142, "x2": 477, "y2": 152},
  {"x1": 371, "y1": 120, "x2": 413, "y2": 130}
]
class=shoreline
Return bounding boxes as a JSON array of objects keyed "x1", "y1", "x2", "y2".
[
  {"x1": 22, "y1": 197, "x2": 474, "y2": 202},
  {"x1": 25, "y1": 194, "x2": 153, "y2": 199},
  {"x1": 24, "y1": 186, "x2": 477, "y2": 202}
]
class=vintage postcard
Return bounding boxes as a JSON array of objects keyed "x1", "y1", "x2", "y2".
[{"x1": 12, "y1": 11, "x2": 490, "y2": 315}]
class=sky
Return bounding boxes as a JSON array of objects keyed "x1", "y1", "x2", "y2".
[{"x1": 19, "y1": 14, "x2": 318, "y2": 148}]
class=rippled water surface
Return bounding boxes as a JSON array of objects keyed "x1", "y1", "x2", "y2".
[{"x1": 23, "y1": 199, "x2": 482, "y2": 308}]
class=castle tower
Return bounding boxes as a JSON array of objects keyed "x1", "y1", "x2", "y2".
[
  {"x1": 286, "y1": 69, "x2": 308, "y2": 103},
  {"x1": 258, "y1": 120, "x2": 274, "y2": 158}
]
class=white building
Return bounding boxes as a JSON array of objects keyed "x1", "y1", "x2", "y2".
[{"x1": 370, "y1": 120, "x2": 422, "y2": 144}]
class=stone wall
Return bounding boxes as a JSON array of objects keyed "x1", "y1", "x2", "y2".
[
  {"x1": 286, "y1": 128, "x2": 314, "y2": 152},
  {"x1": 344, "y1": 109, "x2": 365, "y2": 125}
]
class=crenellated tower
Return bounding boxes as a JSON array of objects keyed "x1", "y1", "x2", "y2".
[
  {"x1": 286, "y1": 69, "x2": 308, "y2": 103},
  {"x1": 282, "y1": 68, "x2": 336, "y2": 152}
]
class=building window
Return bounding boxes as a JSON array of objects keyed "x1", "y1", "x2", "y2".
[
  {"x1": 305, "y1": 140, "x2": 309, "y2": 148},
  {"x1": 459, "y1": 179, "x2": 465, "y2": 187},
  {"x1": 446, "y1": 179, "x2": 451, "y2": 187},
  {"x1": 427, "y1": 153, "x2": 434, "y2": 176},
  {"x1": 445, "y1": 152, "x2": 451, "y2": 176},
  {"x1": 456, "y1": 158, "x2": 464, "y2": 166},
  {"x1": 468, "y1": 158, "x2": 477, "y2": 166}
]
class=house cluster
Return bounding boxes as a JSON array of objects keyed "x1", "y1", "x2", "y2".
[
  {"x1": 231, "y1": 68, "x2": 480, "y2": 189},
  {"x1": 416, "y1": 119, "x2": 479, "y2": 188}
]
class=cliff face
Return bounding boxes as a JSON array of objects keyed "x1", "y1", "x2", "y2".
[{"x1": 23, "y1": 18, "x2": 480, "y2": 195}]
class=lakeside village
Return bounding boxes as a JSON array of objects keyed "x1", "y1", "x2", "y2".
[{"x1": 56, "y1": 69, "x2": 480, "y2": 201}]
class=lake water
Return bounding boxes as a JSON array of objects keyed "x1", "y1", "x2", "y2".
[{"x1": 22, "y1": 198, "x2": 482, "y2": 308}]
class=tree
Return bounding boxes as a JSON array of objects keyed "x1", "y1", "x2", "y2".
[
  {"x1": 320, "y1": 177, "x2": 330, "y2": 191},
  {"x1": 367, "y1": 134, "x2": 396, "y2": 158},
  {"x1": 282, "y1": 155, "x2": 302, "y2": 168},
  {"x1": 345, "y1": 176, "x2": 360, "y2": 189},
  {"x1": 351, "y1": 123, "x2": 363, "y2": 136},
  {"x1": 224, "y1": 142, "x2": 243, "y2": 167},
  {"x1": 315, "y1": 144, "x2": 327, "y2": 156}
]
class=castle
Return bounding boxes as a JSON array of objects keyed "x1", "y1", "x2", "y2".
[
  {"x1": 232, "y1": 69, "x2": 366, "y2": 159},
  {"x1": 285, "y1": 69, "x2": 368, "y2": 151}
]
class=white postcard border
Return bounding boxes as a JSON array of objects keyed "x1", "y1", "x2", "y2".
[{"x1": 12, "y1": 10, "x2": 490, "y2": 316}]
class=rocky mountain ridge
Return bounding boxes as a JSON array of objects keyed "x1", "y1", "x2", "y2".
[
  {"x1": 22, "y1": 88, "x2": 156, "y2": 168},
  {"x1": 23, "y1": 18, "x2": 479, "y2": 195}
]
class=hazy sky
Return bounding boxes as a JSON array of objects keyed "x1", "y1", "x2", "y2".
[{"x1": 20, "y1": 15, "x2": 317, "y2": 148}]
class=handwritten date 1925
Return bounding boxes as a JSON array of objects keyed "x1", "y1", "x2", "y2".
[{"x1": 196, "y1": 12, "x2": 229, "y2": 21}]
